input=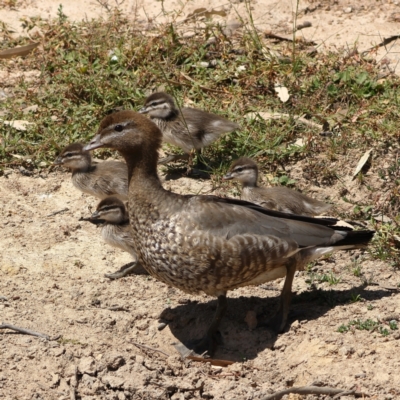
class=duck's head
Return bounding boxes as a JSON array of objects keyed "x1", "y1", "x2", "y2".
[
  {"x1": 54, "y1": 142, "x2": 91, "y2": 171},
  {"x1": 84, "y1": 110, "x2": 162, "y2": 156},
  {"x1": 139, "y1": 92, "x2": 177, "y2": 119},
  {"x1": 91, "y1": 196, "x2": 128, "y2": 224},
  {"x1": 223, "y1": 157, "x2": 259, "y2": 187}
]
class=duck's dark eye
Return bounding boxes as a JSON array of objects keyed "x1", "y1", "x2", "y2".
[
  {"x1": 235, "y1": 167, "x2": 244, "y2": 172},
  {"x1": 65, "y1": 153, "x2": 73, "y2": 158},
  {"x1": 114, "y1": 125, "x2": 124, "y2": 132}
]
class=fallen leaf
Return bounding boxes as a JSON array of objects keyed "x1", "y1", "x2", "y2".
[
  {"x1": 22, "y1": 105, "x2": 39, "y2": 114},
  {"x1": 352, "y1": 149, "x2": 372, "y2": 179},
  {"x1": 0, "y1": 42, "x2": 39, "y2": 59},
  {"x1": 274, "y1": 83, "x2": 290, "y2": 102},
  {"x1": 1, "y1": 119, "x2": 35, "y2": 131},
  {"x1": 246, "y1": 111, "x2": 322, "y2": 130}
]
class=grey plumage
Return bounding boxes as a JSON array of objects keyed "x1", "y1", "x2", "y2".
[
  {"x1": 224, "y1": 157, "x2": 331, "y2": 216},
  {"x1": 139, "y1": 92, "x2": 239, "y2": 154},
  {"x1": 83, "y1": 110, "x2": 374, "y2": 355},
  {"x1": 54, "y1": 143, "x2": 128, "y2": 200},
  {"x1": 83, "y1": 196, "x2": 147, "y2": 278}
]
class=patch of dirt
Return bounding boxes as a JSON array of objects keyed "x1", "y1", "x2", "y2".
[
  {"x1": 1, "y1": 0, "x2": 400, "y2": 75},
  {"x1": 1, "y1": 157, "x2": 400, "y2": 399},
  {"x1": 1, "y1": 1, "x2": 400, "y2": 399}
]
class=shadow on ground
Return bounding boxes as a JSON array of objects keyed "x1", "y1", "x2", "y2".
[{"x1": 159, "y1": 284, "x2": 395, "y2": 361}]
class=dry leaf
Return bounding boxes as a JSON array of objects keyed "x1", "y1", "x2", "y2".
[
  {"x1": 274, "y1": 83, "x2": 290, "y2": 103},
  {"x1": 246, "y1": 111, "x2": 323, "y2": 130},
  {"x1": 0, "y1": 42, "x2": 39, "y2": 59},
  {"x1": 1, "y1": 119, "x2": 35, "y2": 131},
  {"x1": 352, "y1": 149, "x2": 372, "y2": 179}
]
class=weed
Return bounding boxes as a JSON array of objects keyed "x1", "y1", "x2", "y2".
[
  {"x1": 306, "y1": 271, "x2": 341, "y2": 286},
  {"x1": 349, "y1": 293, "x2": 362, "y2": 303},
  {"x1": 338, "y1": 318, "x2": 398, "y2": 336},
  {"x1": 57, "y1": 337, "x2": 85, "y2": 345}
]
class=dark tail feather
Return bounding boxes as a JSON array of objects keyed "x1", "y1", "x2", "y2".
[{"x1": 335, "y1": 230, "x2": 375, "y2": 247}]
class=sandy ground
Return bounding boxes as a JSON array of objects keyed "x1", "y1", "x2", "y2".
[
  {"x1": 1, "y1": 1, "x2": 400, "y2": 399},
  {"x1": 1, "y1": 0, "x2": 400, "y2": 74},
  {"x1": 1, "y1": 153, "x2": 400, "y2": 399}
]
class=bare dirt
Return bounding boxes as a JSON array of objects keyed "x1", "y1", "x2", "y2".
[{"x1": 1, "y1": 1, "x2": 400, "y2": 400}]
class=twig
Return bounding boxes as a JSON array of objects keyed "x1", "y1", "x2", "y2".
[
  {"x1": 261, "y1": 385, "x2": 367, "y2": 400},
  {"x1": 105, "y1": 306, "x2": 130, "y2": 312},
  {"x1": 333, "y1": 390, "x2": 357, "y2": 399},
  {"x1": 69, "y1": 365, "x2": 78, "y2": 400},
  {"x1": 47, "y1": 208, "x2": 69, "y2": 217},
  {"x1": 131, "y1": 341, "x2": 170, "y2": 357},
  {"x1": 0, "y1": 322, "x2": 50, "y2": 340},
  {"x1": 187, "y1": 355, "x2": 235, "y2": 367},
  {"x1": 361, "y1": 35, "x2": 400, "y2": 56},
  {"x1": 151, "y1": 380, "x2": 204, "y2": 392}
]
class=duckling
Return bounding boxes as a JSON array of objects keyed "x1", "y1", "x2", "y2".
[
  {"x1": 54, "y1": 143, "x2": 128, "y2": 200},
  {"x1": 223, "y1": 157, "x2": 331, "y2": 216},
  {"x1": 83, "y1": 196, "x2": 148, "y2": 279},
  {"x1": 139, "y1": 92, "x2": 239, "y2": 165},
  {"x1": 84, "y1": 111, "x2": 374, "y2": 357}
]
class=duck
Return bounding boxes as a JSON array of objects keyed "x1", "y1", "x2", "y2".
[
  {"x1": 139, "y1": 91, "x2": 239, "y2": 165},
  {"x1": 223, "y1": 157, "x2": 331, "y2": 216},
  {"x1": 54, "y1": 142, "x2": 128, "y2": 200},
  {"x1": 83, "y1": 110, "x2": 374, "y2": 356},
  {"x1": 81, "y1": 196, "x2": 148, "y2": 279}
]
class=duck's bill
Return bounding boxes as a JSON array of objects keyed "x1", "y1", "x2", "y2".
[
  {"x1": 83, "y1": 135, "x2": 103, "y2": 151},
  {"x1": 52, "y1": 157, "x2": 63, "y2": 166},
  {"x1": 138, "y1": 106, "x2": 148, "y2": 114},
  {"x1": 222, "y1": 173, "x2": 233, "y2": 181}
]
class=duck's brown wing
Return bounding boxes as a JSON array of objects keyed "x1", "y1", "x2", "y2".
[{"x1": 181, "y1": 195, "x2": 372, "y2": 248}]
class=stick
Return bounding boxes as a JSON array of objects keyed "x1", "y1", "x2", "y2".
[
  {"x1": 131, "y1": 341, "x2": 170, "y2": 357},
  {"x1": 47, "y1": 208, "x2": 69, "y2": 217},
  {"x1": 361, "y1": 35, "x2": 400, "y2": 56},
  {"x1": 0, "y1": 322, "x2": 50, "y2": 340},
  {"x1": 69, "y1": 365, "x2": 78, "y2": 400},
  {"x1": 105, "y1": 306, "x2": 130, "y2": 312},
  {"x1": 261, "y1": 385, "x2": 367, "y2": 400}
]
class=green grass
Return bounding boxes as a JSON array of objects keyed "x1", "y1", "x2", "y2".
[
  {"x1": 1, "y1": 10, "x2": 400, "y2": 263},
  {"x1": 338, "y1": 318, "x2": 398, "y2": 337}
]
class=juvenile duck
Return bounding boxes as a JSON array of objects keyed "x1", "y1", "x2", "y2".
[
  {"x1": 54, "y1": 143, "x2": 128, "y2": 200},
  {"x1": 139, "y1": 92, "x2": 239, "y2": 164},
  {"x1": 223, "y1": 157, "x2": 331, "y2": 216},
  {"x1": 84, "y1": 111, "x2": 374, "y2": 356},
  {"x1": 83, "y1": 196, "x2": 148, "y2": 279}
]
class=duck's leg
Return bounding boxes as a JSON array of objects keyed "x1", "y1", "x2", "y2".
[
  {"x1": 174, "y1": 294, "x2": 227, "y2": 357},
  {"x1": 105, "y1": 262, "x2": 148, "y2": 280},
  {"x1": 260, "y1": 258, "x2": 296, "y2": 333},
  {"x1": 158, "y1": 153, "x2": 190, "y2": 165}
]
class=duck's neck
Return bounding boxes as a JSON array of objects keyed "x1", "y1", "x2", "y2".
[{"x1": 119, "y1": 145, "x2": 165, "y2": 197}]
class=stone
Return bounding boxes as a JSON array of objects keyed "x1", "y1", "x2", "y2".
[
  {"x1": 78, "y1": 356, "x2": 97, "y2": 376},
  {"x1": 101, "y1": 374, "x2": 125, "y2": 389}
]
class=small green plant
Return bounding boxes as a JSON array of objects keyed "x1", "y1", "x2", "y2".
[
  {"x1": 352, "y1": 264, "x2": 362, "y2": 277},
  {"x1": 57, "y1": 4, "x2": 68, "y2": 23},
  {"x1": 57, "y1": 337, "x2": 84, "y2": 345},
  {"x1": 306, "y1": 271, "x2": 341, "y2": 286},
  {"x1": 338, "y1": 319, "x2": 397, "y2": 336},
  {"x1": 367, "y1": 303, "x2": 374, "y2": 311},
  {"x1": 349, "y1": 293, "x2": 362, "y2": 303},
  {"x1": 389, "y1": 320, "x2": 398, "y2": 330},
  {"x1": 272, "y1": 175, "x2": 296, "y2": 187}
]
